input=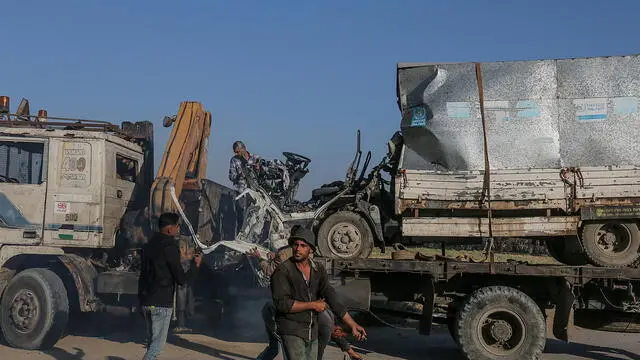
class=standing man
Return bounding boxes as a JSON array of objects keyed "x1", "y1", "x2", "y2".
[
  {"x1": 228, "y1": 140, "x2": 260, "y2": 233},
  {"x1": 173, "y1": 236, "x2": 197, "y2": 333},
  {"x1": 270, "y1": 226, "x2": 367, "y2": 360},
  {"x1": 138, "y1": 212, "x2": 202, "y2": 360}
]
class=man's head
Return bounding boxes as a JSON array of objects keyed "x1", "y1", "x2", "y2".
[
  {"x1": 288, "y1": 225, "x2": 316, "y2": 262},
  {"x1": 158, "y1": 212, "x2": 181, "y2": 237},
  {"x1": 233, "y1": 140, "x2": 247, "y2": 157}
]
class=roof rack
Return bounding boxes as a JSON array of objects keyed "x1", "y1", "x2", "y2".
[{"x1": 0, "y1": 113, "x2": 135, "y2": 141}]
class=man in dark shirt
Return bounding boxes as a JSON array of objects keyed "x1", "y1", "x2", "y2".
[
  {"x1": 250, "y1": 245, "x2": 363, "y2": 360},
  {"x1": 138, "y1": 212, "x2": 201, "y2": 360},
  {"x1": 270, "y1": 226, "x2": 367, "y2": 360}
]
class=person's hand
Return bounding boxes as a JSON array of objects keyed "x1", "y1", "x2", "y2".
[
  {"x1": 193, "y1": 254, "x2": 202, "y2": 268},
  {"x1": 351, "y1": 323, "x2": 367, "y2": 341},
  {"x1": 346, "y1": 348, "x2": 363, "y2": 359},
  {"x1": 245, "y1": 247, "x2": 265, "y2": 259},
  {"x1": 310, "y1": 299, "x2": 327, "y2": 313},
  {"x1": 332, "y1": 326, "x2": 347, "y2": 338},
  {"x1": 267, "y1": 251, "x2": 276, "y2": 260}
]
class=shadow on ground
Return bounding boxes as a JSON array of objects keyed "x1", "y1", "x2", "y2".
[
  {"x1": 545, "y1": 339, "x2": 640, "y2": 360},
  {"x1": 62, "y1": 301, "x2": 258, "y2": 360},
  {"x1": 51, "y1": 302, "x2": 640, "y2": 360}
]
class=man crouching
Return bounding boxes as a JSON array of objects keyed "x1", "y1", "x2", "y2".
[{"x1": 270, "y1": 226, "x2": 367, "y2": 360}]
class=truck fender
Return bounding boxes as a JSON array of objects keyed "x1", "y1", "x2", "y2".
[
  {"x1": 355, "y1": 201, "x2": 385, "y2": 246},
  {"x1": 550, "y1": 277, "x2": 575, "y2": 342},
  {"x1": 0, "y1": 246, "x2": 98, "y2": 312},
  {"x1": 56, "y1": 254, "x2": 99, "y2": 312},
  {"x1": 0, "y1": 245, "x2": 64, "y2": 298}
]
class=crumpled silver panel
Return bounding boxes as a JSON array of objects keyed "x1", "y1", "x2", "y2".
[{"x1": 397, "y1": 55, "x2": 640, "y2": 171}]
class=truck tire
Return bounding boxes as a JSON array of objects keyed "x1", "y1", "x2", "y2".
[
  {"x1": 455, "y1": 286, "x2": 546, "y2": 360},
  {"x1": 317, "y1": 211, "x2": 373, "y2": 259},
  {"x1": 0, "y1": 268, "x2": 69, "y2": 350},
  {"x1": 581, "y1": 222, "x2": 640, "y2": 267}
]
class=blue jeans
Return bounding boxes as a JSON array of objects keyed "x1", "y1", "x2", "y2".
[{"x1": 142, "y1": 306, "x2": 173, "y2": 360}]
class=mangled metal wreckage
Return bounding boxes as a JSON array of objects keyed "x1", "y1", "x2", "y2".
[{"x1": 189, "y1": 129, "x2": 403, "y2": 275}]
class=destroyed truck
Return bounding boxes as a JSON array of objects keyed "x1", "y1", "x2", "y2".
[
  {"x1": 231, "y1": 129, "x2": 399, "y2": 260},
  {"x1": 0, "y1": 97, "x2": 216, "y2": 350},
  {"x1": 391, "y1": 54, "x2": 640, "y2": 268}
]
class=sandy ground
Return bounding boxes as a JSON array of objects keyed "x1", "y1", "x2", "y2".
[{"x1": 0, "y1": 301, "x2": 638, "y2": 360}]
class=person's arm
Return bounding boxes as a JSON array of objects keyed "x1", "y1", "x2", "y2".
[
  {"x1": 229, "y1": 158, "x2": 240, "y2": 183},
  {"x1": 164, "y1": 244, "x2": 198, "y2": 286},
  {"x1": 271, "y1": 266, "x2": 325, "y2": 314},
  {"x1": 331, "y1": 329, "x2": 352, "y2": 352},
  {"x1": 137, "y1": 249, "x2": 148, "y2": 300},
  {"x1": 318, "y1": 265, "x2": 367, "y2": 340}
]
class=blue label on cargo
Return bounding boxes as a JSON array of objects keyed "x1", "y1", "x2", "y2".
[
  {"x1": 446, "y1": 102, "x2": 472, "y2": 119},
  {"x1": 574, "y1": 98, "x2": 608, "y2": 122},
  {"x1": 410, "y1": 106, "x2": 427, "y2": 127},
  {"x1": 515, "y1": 100, "x2": 541, "y2": 118}
]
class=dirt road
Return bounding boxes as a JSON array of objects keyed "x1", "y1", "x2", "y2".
[{"x1": 0, "y1": 302, "x2": 638, "y2": 360}]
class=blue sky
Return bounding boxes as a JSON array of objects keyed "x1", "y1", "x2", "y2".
[{"x1": 3, "y1": 1, "x2": 639, "y2": 199}]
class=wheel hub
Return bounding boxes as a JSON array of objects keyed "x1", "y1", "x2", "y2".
[
  {"x1": 10, "y1": 290, "x2": 39, "y2": 333},
  {"x1": 328, "y1": 222, "x2": 362, "y2": 257},
  {"x1": 489, "y1": 319, "x2": 513, "y2": 342},
  {"x1": 596, "y1": 224, "x2": 631, "y2": 255},
  {"x1": 477, "y1": 309, "x2": 526, "y2": 356}
]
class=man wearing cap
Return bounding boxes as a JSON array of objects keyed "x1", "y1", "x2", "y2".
[{"x1": 270, "y1": 226, "x2": 367, "y2": 360}]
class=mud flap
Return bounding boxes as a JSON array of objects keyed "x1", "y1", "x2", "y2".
[
  {"x1": 57, "y1": 254, "x2": 99, "y2": 312},
  {"x1": 552, "y1": 278, "x2": 575, "y2": 342},
  {"x1": 419, "y1": 277, "x2": 435, "y2": 335}
]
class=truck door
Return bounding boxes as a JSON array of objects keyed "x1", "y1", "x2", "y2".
[
  {"x1": 102, "y1": 145, "x2": 142, "y2": 248},
  {"x1": 43, "y1": 139, "x2": 103, "y2": 247},
  {"x1": 0, "y1": 137, "x2": 48, "y2": 244}
]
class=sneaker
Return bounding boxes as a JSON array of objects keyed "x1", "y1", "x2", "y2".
[{"x1": 172, "y1": 326, "x2": 193, "y2": 334}]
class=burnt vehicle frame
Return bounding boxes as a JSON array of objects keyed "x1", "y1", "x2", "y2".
[{"x1": 234, "y1": 130, "x2": 403, "y2": 259}]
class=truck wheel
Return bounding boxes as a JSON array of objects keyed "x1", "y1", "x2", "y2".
[
  {"x1": 456, "y1": 286, "x2": 546, "y2": 360},
  {"x1": 317, "y1": 211, "x2": 373, "y2": 259},
  {"x1": 0, "y1": 268, "x2": 69, "y2": 350},
  {"x1": 581, "y1": 222, "x2": 640, "y2": 267}
]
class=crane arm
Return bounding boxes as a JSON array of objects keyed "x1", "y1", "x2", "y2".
[{"x1": 150, "y1": 101, "x2": 212, "y2": 223}]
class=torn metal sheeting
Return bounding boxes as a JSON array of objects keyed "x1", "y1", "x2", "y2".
[{"x1": 396, "y1": 55, "x2": 640, "y2": 171}]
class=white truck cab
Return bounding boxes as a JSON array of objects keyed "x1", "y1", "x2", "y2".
[{"x1": 0, "y1": 126, "x2": 144, "y2": 249}]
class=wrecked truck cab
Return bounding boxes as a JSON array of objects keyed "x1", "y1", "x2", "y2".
[{"x1": 235, "y1": 130, "x2": 391, "y2": 260}]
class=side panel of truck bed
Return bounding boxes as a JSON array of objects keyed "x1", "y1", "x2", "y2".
[{"x1": 397, "y1": 165, "x2": 640, "y2": 212}]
